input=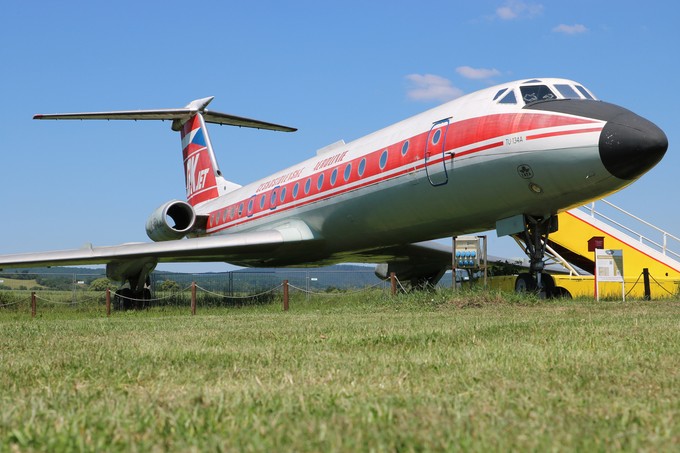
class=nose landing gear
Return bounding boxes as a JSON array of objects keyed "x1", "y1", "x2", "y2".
[{"x1": 513, "y1": 214, "x2": 559, "y2": 297}]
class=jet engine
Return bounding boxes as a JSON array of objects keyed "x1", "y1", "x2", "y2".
[{"x1": 145, "y1": 200, "x2": 196, "y2": 242}]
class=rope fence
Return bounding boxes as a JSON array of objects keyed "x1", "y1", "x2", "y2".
[
  {"x1": 0, "y1": 269, "x2": 405, "y2": 317},
  {"x1": 0, "y1": 296, "x2": 28, "y2": 308},
  {"x1": 1, "y1": 268, "x2": 677, "y2": 318},
  {"x1": 648, "y1": 272, "x2": 676, "y2": 297},
  {"x1": 623, "y1": 268, "x2": 677, "y2": 299},
  {"x1": 287, "y1": 281, "x2": 384, "y2": 296},
  {"x1": 194, "y1": 283, "x2": 284, "y2": 299}
]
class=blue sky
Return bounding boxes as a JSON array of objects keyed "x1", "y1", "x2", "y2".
[{"x1": 1, "y1": 1, "x2": 678, "y2": 272}]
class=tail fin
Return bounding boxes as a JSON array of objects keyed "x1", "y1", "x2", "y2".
[
  {"x1": 181, "y1": 113, "x2": 241, "y2": 206},
  {"x1": 34, "y1": 96, "x2": 296, "y2": 206}
]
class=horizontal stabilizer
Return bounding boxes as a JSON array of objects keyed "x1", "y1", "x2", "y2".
[{"x1": 34, "y1": 96, "x2": 297, "y2": 132}]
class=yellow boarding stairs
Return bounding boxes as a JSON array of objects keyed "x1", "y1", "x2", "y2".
[{"x1": 531, "y1": 200, "x2": 680, "y2": 299}]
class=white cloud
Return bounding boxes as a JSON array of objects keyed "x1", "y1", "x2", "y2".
[
  {"x1": 496, "y1": 1, "x2": 543, "y2": 20},
  {"x1": 456, "y1": 66, "x2": 501, "y2": 80},
  {"x1": 405, "y1": 74, "x2": 464, "y2": 102},
  {"x1": 553, "y1": 23, "x2": 588, "y2": 35},
  {"x1": 496, "y1": 5, "x2": 517, "y2": 20}
]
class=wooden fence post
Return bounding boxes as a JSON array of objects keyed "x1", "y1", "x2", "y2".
[
  {"x1": 642, "y1": 268, "x2": 651, "y2": 301},
  {"x1": 191, "y1": 282, "x2": 197, "y2": 315},
  {"x1": 390, "y1": 272, "x2": 397, "y2": 296},
  {"x1": 283, "y1": 280, "x2": 289, "y2": 311},
  {"x1": 106, "y1": 288, "x2": 111, "y2": 317},
  {"x1": 31, "y1": 292, "x2": 36, "y2": 318}
]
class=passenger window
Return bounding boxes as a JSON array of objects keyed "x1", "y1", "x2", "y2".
[
  {"x1": 343, "y1": 163, "x2": 352, "y2": 181},
  {"x1": 432, "y1": 130, "x2": 441, "y2": 145},
  {"x1": 555, "y1": 84, "x2": 579, "y2": 99},
  {"x1": 379, "y1": 150, "x2": 388, "y2": 169},
  {"x1": 520, "y1": 85, "x2": 556, "y2": 104},
  {"x1": 358, "y1": 158, "x2": 366, "y2": 177},
  {"x1": 499, "y1": 90, "x2": 517, "y2": 104},
  {"x1": 401, "y1": 140, "x2": 409, "y2": 156}
]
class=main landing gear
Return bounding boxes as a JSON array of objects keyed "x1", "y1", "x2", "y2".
[
  {"x1": 513, "y1": 214, "x2": 560, "y2": 298},
  {"x1": 112, "y1": 271, "x2": 153, "y2": 310},
  {"x1": 113, "y1": 286, "x2": 152, "y2": 310}
]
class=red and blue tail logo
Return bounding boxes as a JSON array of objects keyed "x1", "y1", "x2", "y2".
[{"x1": 181, "y1": 114, "x2": 219, "y2": 206}]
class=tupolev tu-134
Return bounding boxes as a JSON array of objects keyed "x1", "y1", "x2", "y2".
[{"x1": 0, "y1": 78, "x2": 668, "y2": 299}]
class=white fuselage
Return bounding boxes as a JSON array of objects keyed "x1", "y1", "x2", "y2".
[{"x1": 193, "y1": 78, "x2": 624, "y2": 267}]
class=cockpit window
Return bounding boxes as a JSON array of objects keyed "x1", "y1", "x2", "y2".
[
  {"x1": 520, "y1": 85, "x2": 556, "y2": 104},
  {"x1": 498, "y1": 90, "x2": 517, "y2": 104},
  {"x1": 493, "y1": 88, "x2": 507, "y2": 101},
  {"x1": 575, "y1": 85, "x2": 595, "y2": 100},
  {"x1": 554, "y1": 84, "x2": 580, "y2": 99}
]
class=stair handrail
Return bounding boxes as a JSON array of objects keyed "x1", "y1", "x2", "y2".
[{"x1": 584, "y1": 200, "x2": 680, "y2": 261}]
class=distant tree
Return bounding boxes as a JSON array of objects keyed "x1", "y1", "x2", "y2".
[
  {"x1": 0, "y1": 272, "x2": 33, "y2": 281},
  {"x1": 487, "y1": 260, "x2": 525, "y2": 276},
  {"x1": 35, "y1": 275, "x2": 72, "y2": 290},
  {"x1": 159, "y1": 280, "x2": 181, "y2": 292},
  {"x1": 89, "y1": 277, "x2": 114, "y2": 292}
]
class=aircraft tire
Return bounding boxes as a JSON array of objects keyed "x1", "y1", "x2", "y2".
[
  {"x1": 539, "y1": 273, "x2": 556, "y2": 299},
  {"x1": 114, "y1": 288, "x2": 133, "y2": 310},
  {"x1": 552, "y1": 287, "x2": 572, "y2": 299},
  {"x1": 142, "y1": 288, "x2": 152, "y2": 308},
  {"x1": 515, "y1": 273, "x2": 536, "y2": 293}
]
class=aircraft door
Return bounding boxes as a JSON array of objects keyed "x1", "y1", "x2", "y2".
[{"x1": 425, "y1": 118, "x2": 450, "y2": 186}]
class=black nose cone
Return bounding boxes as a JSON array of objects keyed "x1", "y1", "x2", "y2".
[
  {"x1": 524, "y1": 99, "x2": 668, "y2": 180},
  {"x1": 599, "y1": 111, "x2": 668, "y2": 180}
]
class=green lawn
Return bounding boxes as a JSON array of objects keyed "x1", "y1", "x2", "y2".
[
  {"x1": 1, "y1": 291, "x2": 678, "y2": 451},
  {"x1": 0, "y1": 277, "x2": 44, "y2": 290}
]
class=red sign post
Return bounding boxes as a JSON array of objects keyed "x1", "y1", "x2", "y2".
[{"x1": 588, "y1": 236, "x2": 605, "y2": 300}]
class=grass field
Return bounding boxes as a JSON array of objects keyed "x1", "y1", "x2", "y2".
[
  {"x1": 1, "y1": 290, "x2": 678, "y2": 451},
  {"x1": 0, "y1": 277, "x2": 44, "y2": 290}
]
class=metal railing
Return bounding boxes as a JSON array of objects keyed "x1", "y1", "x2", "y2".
[{"x1": 581, "y1": 199, "x2": 680, "y2": 261}]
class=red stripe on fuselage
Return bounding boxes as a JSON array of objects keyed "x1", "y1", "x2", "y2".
[
  {"x1": 527, "y1": 127, "x2": 603, "y2": 141},
  {"x1": 447, "y1": 113, "x2": 596, "y2": 149},
  {"x1": 454, "y1": 141, "x2": 504, "y2": 158},
  {"x1": 204, "y1": 113, "x2": 602, "y2": 233}
]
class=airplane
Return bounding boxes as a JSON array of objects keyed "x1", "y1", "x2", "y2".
[{"x1": 0, "y1": 78, "x2": 668, "y2": 301}]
